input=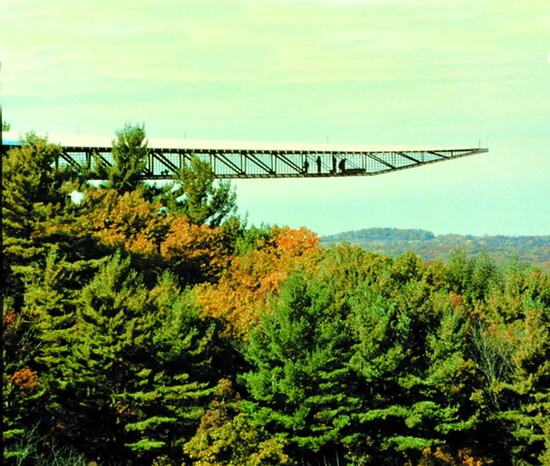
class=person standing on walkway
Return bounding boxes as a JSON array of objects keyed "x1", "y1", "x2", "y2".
[{"x1": 338, "y1": 158, "x2": 346, "y2": 173}]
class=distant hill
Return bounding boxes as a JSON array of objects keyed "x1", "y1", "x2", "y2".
[{"x1": 321, "y1": 228, "x2": 550, "y2": 269}]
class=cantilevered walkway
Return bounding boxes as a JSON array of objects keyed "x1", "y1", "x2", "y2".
[{"x1": 1, "y1": 133, "x2": 488, "y2": 180}]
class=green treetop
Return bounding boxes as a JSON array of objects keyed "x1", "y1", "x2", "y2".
[
  {"x1": 2, "y1": 134, "x2": 80, "y2": 301},
  {"x1": 242, "y1": 270, "x2": 361, "y2": 462},
  {"x1": 106, "y1": 124, "x2": 148, "y2": 194},
  {"x1": 59, "y1": 254, "x2": 220, "y2": 464},
  {"x1": 168, "y1": 156, "x2": 237, "y2": 227}
]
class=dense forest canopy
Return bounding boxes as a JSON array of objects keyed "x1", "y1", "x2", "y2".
[{"x1": 2, "y1": 127, "x2": 549, "y2": 465}]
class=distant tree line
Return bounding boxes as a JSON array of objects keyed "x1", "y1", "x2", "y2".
[
  {"x1": 324, "y1": 228, "x2": 437, "y2": 242},
  {"x1": 3, "y1": 127, "x2": 549, "y2": 465},
  {"x1": 322, "y1": 228, "x2": 550, "y2": 271}
]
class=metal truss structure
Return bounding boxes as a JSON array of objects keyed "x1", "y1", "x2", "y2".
[{"x1": 1, "y1": 136, "x2": 488, "y2": 180}]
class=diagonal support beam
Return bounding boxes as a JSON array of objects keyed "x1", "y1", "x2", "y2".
[
  {"x1": 366, "y1": 152, "x2": 396, "y2": 170},
  {"x1": 398, "y1": 151, "x2": 420, "y2": 163},
  {"x1": 246, "y1": 152, "x2": 275, "y2": 174},
  {"x1": 274, "y1": 153, "x2": 302, "y2": 173},
  {"x1": 216, "y1": 152, "x2": 244, "y2": 175},
  {"x1": 428, "y1": 151, "x2": 448, "y2": 159},
  {"x1": 153, "y1": 151, "x2": 179, "y2": 173}
]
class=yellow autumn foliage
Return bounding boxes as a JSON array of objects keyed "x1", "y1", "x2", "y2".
[
  {"x1": 160, "y1": 215, "x2": 230, "y2": 283},
  {"x1": 83, "y1": 188, "x2": 171, "y2": 256},
  {"x1": 195, "y1": 226, "x2": 321, "y2": 339}
]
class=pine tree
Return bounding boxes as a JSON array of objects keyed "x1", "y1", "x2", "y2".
[
  {"x1": 48, "y1": 253, "x2": 152, "y2": 460},
  {"x1": 242, "y1": 271, "x2": 360, "y2": 461},
  {"x1": 348, "y1": 285, "x2": 432, "y2": 461},
  {"x1": 22, "y1": 252, "x2": 87, "y2": 433},
  {"x1": 345, "y1": 253, "x2": 488, "y2": 463},
  {"x1": 120, "y1": 273, "x2": 220, "y2": 464},
  {"x1": 2, "y1": 134, "x2": 79, "y2": 301},
  {"x1": 106, "y1": 124, "x2": 148, "y2": 194},
  {"x1": 167, "y1": 156, "x2": 236, "y2": 227},
  {"x1": 59, "y1": 255, "x2": 219, "y2": 463}
]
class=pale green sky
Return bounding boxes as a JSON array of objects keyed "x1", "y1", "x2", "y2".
[{"x1": 2, "y1": 0, "x2": 549, "y2": 236}]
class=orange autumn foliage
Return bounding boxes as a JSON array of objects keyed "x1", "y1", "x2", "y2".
[
  {"x1": 83, "y1": 189, "x2": 171, "y2": 256},
  {"x1": 83, "y1": 190, "x2": 232, "y2": 283},
  {"x1": 195, "y1": 226, "x2": 321, "y2": 339},
  {"x1": 10, "y1": 367, "x2": 38, "y2": 393},
  {"x1": 3, "y1": 308, "x2": 17, "y2": 326},
  {"x1": 450, "y1": 293, "x2": 464, "y2": 309},
  {"x1": 267, "y1": 226, "x2": 320, "y2": 257},
  {"x1": 160, "y1": 216, "x2": 230, "y2": 283}
]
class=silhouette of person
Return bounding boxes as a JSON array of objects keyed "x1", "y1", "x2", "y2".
[
  {"x1": 316, "y1": 156, "x2": 321, "y2": 174},
  {"x1": 332, "y1": 155, "x2": 337, "y2": 174},
  {"x1": 338, "y1": 158, "x2": 346, "y2": 173},
  {"x1": 303, "y1": 157, "x2": 309, "y2": 174}
]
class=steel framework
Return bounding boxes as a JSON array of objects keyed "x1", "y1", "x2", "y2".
[{"x1": 1, "y1": 138, "x2": 488, "y2": 180}]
